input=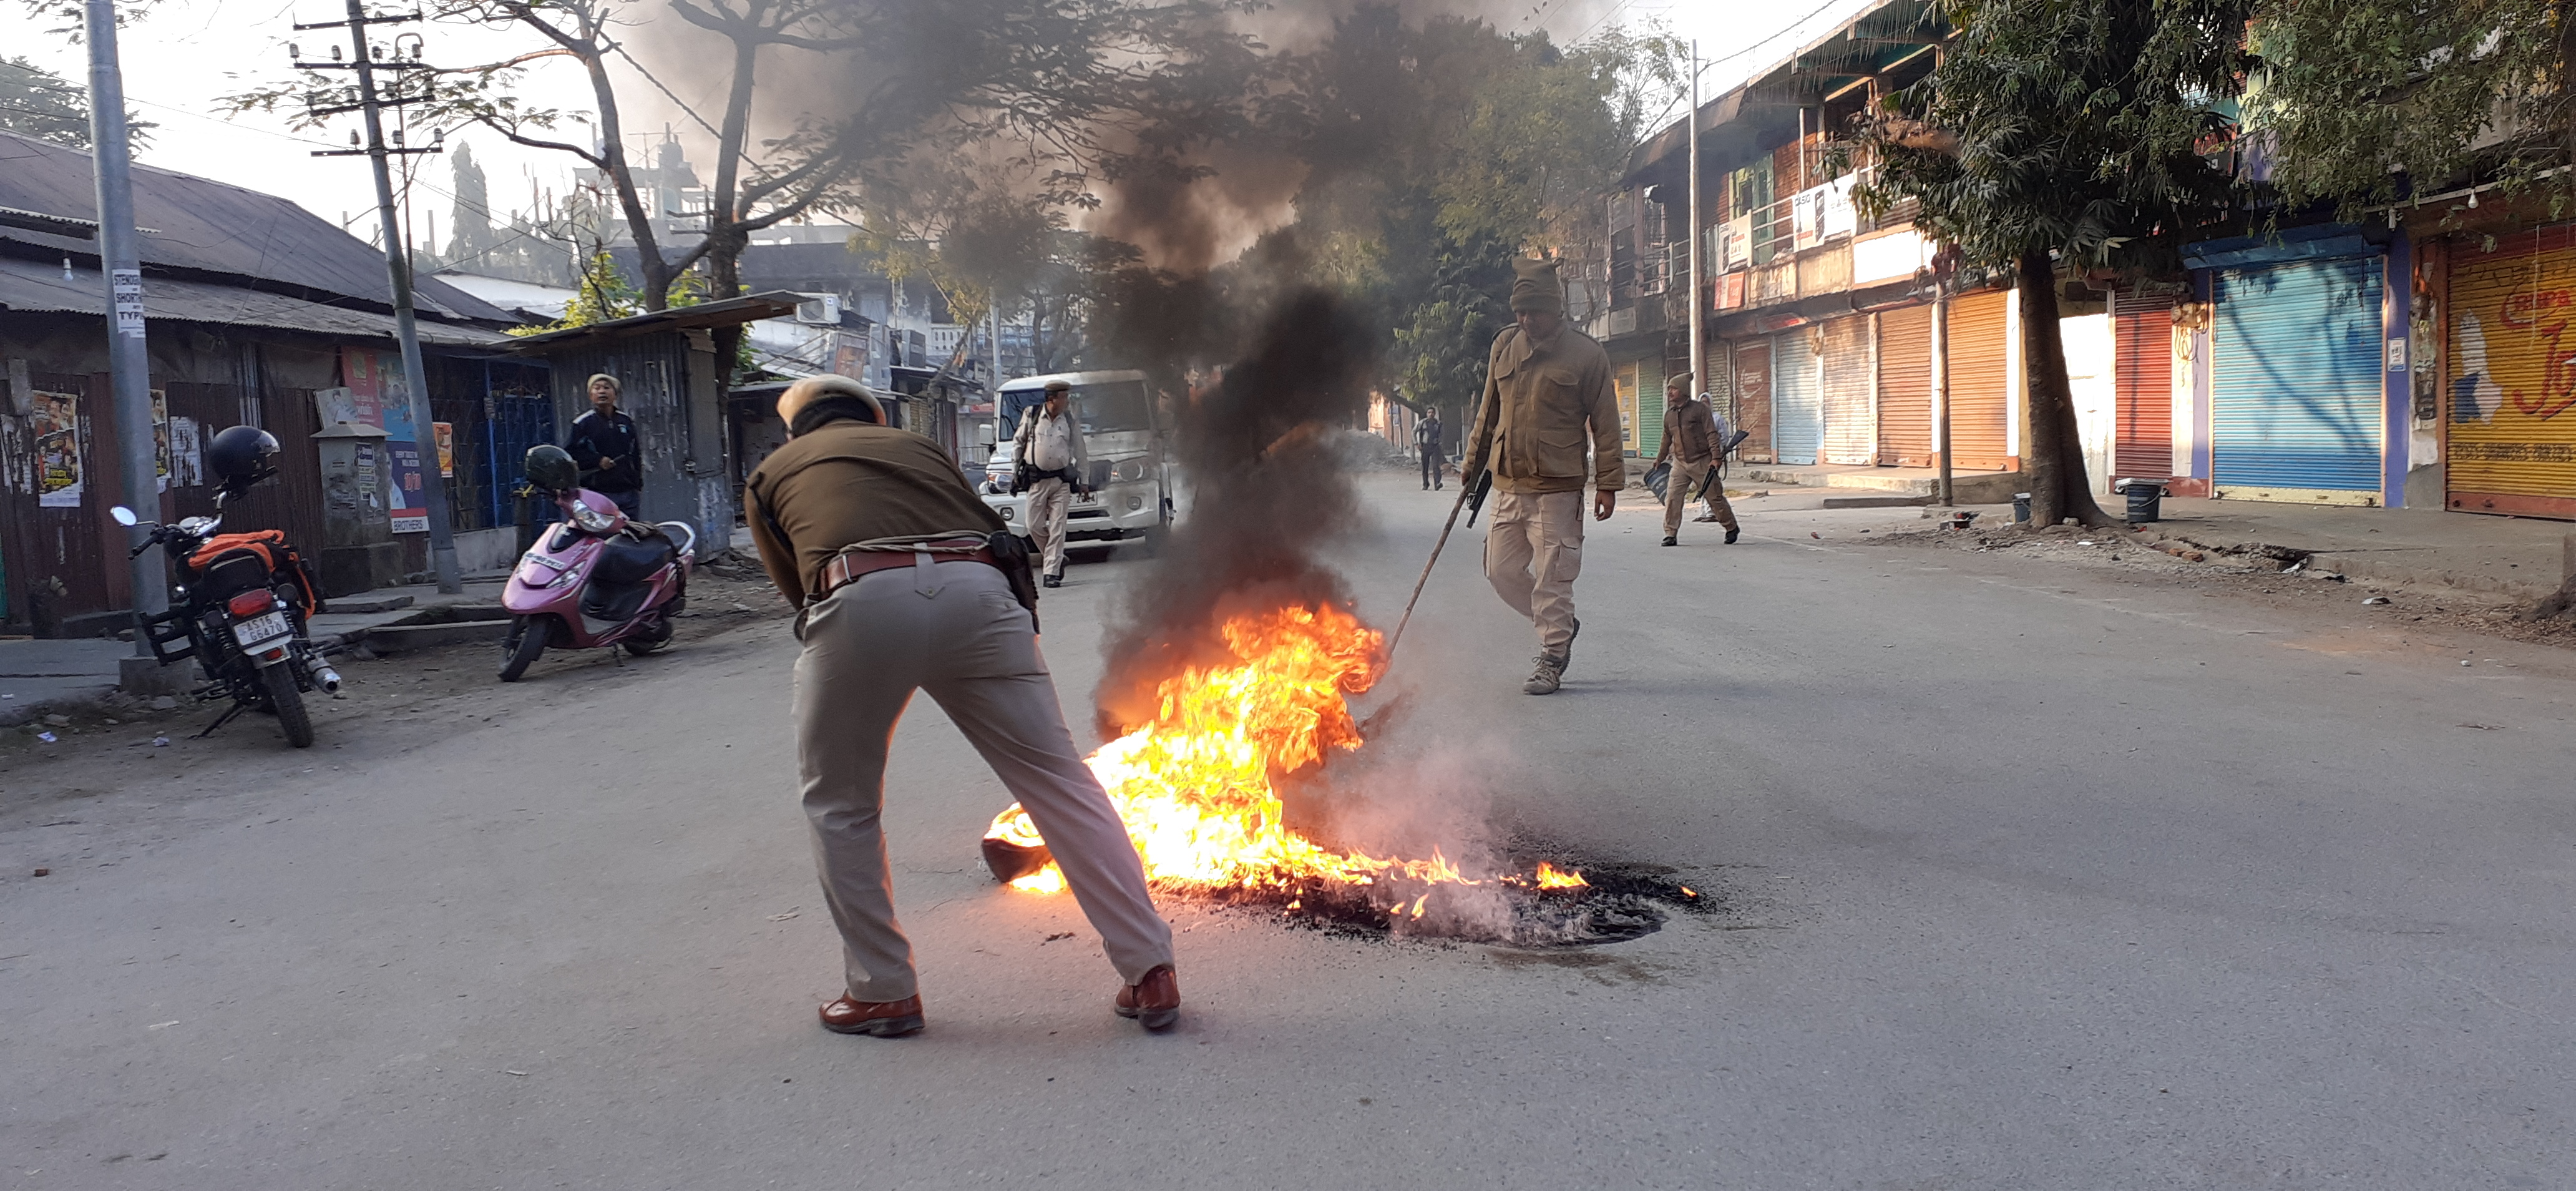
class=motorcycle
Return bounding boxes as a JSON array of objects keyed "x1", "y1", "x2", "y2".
[
  {"x1": 113, "y1": 426, "x2": 339, "y2": 749},
  {"x1": 498, "y1": 444, "x2": 695, "y2": 682}
]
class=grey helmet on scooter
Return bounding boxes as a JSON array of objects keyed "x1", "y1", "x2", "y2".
[
  {"x1": 204, "y1": 425, "x2": 281, "y2": 491},
  {"x1": 524, "y1": 443, "x2": 579, "y2": 493}
]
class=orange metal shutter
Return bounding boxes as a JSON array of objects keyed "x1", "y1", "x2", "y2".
[
  {"x1": 1733, "y1": 341, "x2": 1773, "y2": 463},
  {"x1": 2446, "y1": 223, "x2": 2576, "y2": 519},
  {"x1": 1945, "y1": 289, "x2": 2011, "y2": 469},
  {"x1": 2114, "y1": 298, "x2": 2175, "y2": 479},
  {"x1": 1877, "y1": 303, "x2": 1934, "y2": 464}
]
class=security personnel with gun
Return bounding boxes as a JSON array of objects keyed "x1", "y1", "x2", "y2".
[
  {"x1": 1460, "y1": 257, "x2": 1622, "y2": 696},
  {"x1": 745, "y1": 375, "x2": 1179, "y2": 1039},
  {"x1": 1013, "y1": 379, "x2": 1091, "y2": 587},
  {"x1": 1653, "y1": 373, "x2": 1740, "y2": 547}
]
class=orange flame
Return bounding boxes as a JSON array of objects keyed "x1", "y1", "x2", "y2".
[
  {"x1": 985, "y1": 604, "x2": 1579, "y2": 899},
  {"x1": 1534, "y1": 862, "x2": 1589, "y2": 890}
]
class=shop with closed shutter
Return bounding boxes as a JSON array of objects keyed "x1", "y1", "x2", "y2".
[
  {"x1": 2211, "y1": 255, "x2": 2385, "y2": 502},
  {"x1": 1944, "y1": 288, "x2": 2012, "y2": 469},
  {"x1": 1733, "y1": 341, "x2": 1773, "y2": 463},
  {"x1": 1877, "y1": 304, "x2": 1934, "y2": 464},
  {"x1": 2114, "y1": 294, "x2": 2175, "y2": 481},
  {"x1": 1818, "y1": 314, "x2": 1874, "y2": 464},
  {"x1": 1771, "y1": 327, "x2": 1823, "y2": 465},
  {"x1": 2446, "y1": 224, "x2": 2576, "y2": 519}
]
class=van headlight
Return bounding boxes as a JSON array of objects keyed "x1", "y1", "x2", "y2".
[{"x1": 1108, "y1": 457, "x2": 1148, "y2": 484}]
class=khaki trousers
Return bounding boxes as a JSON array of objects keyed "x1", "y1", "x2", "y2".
[
  {"x1": 1662, "y1": 459, "x2": 1739, "y2": 535},
  {"x1": 1027, "y1": 477, "x2": 1073, "y2": 577},
  {"x1": 794, "y1": 559, "x2": 1173, "y2": 1001},
  {"x1": 1483, "y1": 488, "x2": 1584, "y2": 655}
]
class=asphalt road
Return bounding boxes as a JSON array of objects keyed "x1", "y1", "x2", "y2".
[{"x1": 7, "y1": 471, "x2": 2576, "y2": 1189}]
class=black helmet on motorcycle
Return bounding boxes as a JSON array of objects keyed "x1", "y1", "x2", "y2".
[
  {"x1": 205, "y1": 426, "x2": 281, "y2": 488},
  {"x1": 524, "y1": 443, "x2": 580, "y2": 493}
]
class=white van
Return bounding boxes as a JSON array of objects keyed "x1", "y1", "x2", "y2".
[{"x1": 979, "y1": 370, "x2": 1173, "y2": 547}]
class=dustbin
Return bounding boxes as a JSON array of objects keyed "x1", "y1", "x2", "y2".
[
  {"x1": 2116, "y1": 478, "x2": 2169, "y2": 524},
  {"x1": 2012, "y1": 492, "x2": 2032, "y2": 523}
]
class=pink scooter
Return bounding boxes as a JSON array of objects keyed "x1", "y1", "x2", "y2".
[{"x1": 499, "y1": 444, "x2": 695, "y2": 682}]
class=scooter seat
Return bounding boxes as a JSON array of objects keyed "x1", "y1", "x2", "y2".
[
  {"x1": 582, "y1": 576, "x2": 656, "y2": 625},
  {"x1": 591, "y1": 534, "x2": 675, "y2": 586}
]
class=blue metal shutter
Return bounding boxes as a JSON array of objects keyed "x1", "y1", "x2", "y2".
[
  {"x1": 1771, "y1": 329, "x2": 1822, "y2": 465},
  {"x1": 2213, "y1": 257, "x2": 2383, "y2": 491}
]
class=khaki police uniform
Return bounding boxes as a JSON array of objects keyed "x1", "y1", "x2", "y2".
[
  {"x1": 746, "y1": 419, "x2": 1172, "y2": 1004},
  {"x1": 1461, "y1": 321, "x2": 1621, "y2": 657}
]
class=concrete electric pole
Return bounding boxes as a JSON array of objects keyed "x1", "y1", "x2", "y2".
[
  {"x1": 83, "y1": 0, "x2": 173, "y2": 694},
  {"x1": 298, "y1": 1, "x2": 462, "y2": 594}
]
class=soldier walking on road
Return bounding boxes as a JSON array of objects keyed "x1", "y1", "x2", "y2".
[
  {"x1": 1417, "y1": 405, "x2": 1445, "y2": 490},
  {"x1": 1461, "y1": 257, "x2": 1622, "y2": 696},
  {"x1": 1013, "y1": 379, "x2": 1090, "y2": 588},
  {"x1": 746, "y1": 375, "x2": 1178, "y2": 1038},
  {"x1": 1653, "y1": 375, "x2": 1740, "y2": 547}
]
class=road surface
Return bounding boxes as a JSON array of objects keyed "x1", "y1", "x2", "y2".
[{"x1": 6, "y1": 473, "x2": 2575, "y2": 1189}]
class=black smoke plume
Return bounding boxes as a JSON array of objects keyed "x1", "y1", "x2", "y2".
[{"x1": 1088, "y1": 272, "x2": 1380, "y2": 738}]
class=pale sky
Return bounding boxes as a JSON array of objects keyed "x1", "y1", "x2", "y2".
[{"x1": 5, "y1": 0, "x2": 1875, "y2": 258}]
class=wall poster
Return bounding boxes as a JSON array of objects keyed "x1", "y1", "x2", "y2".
[{"x1": 31, "y1": 390, "x2": 82, "y2": 507}]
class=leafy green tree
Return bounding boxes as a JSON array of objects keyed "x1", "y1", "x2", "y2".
[
  {"x1": 1863, "y1": 0, "x2": 2251, "y2": 527},
  {"x1": 2243, "y1": 0, "x2": 2566, "y2": 212},
  {"x1": 1284, "y1": 8, "x2": 1677, "y2": 425},
  {"x1": 0, "y1": 54, "x2": 152, "y2": 149}
]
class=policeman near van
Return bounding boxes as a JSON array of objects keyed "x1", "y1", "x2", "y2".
[
  {"x1": 1460, "y1": 257, "x2": 1622, "y2": 695},
  {"x1": 744, "y1": 374, "x2": 1178, "y2": 1038},
  {"x1": 1013, "y1": 379, "x2": 1090, "y2": 587},
  {"x1": 566, "y1": 373, "x2": 642, "y2": 517}
]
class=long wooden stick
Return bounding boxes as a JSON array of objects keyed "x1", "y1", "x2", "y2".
[{"x1": 1385, "y1": 478, "x2": 1476, "y2": 661}]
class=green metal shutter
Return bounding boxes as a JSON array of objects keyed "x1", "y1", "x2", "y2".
[
  {"x1": 2213, "y1": 257, "x2": 2384, "y2": 493},
  {"x1": 1635, "y1": 354, "x2": 1664, "y2": 460}
]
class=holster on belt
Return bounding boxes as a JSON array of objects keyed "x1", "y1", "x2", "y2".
[{"x1": 986, "y1": 530, "x2": 1043, "y2": 630}]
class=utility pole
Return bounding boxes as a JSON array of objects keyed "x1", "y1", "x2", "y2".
[
  {"x1": 1686, "y1": 40, "x2": 1704, "y2": 398},
  {"x1": 1933, "y1": 269, "x2": 1953, "y2": 506},
  {"x1": 85, "y1": 0, "x2": 166, "y2": 690},
  {"x1": 296, "y1": 2, "x2": 461, "y2": 594},
  {"x1": 84, "y1": 0, "x2": 168, "y2": 692}
]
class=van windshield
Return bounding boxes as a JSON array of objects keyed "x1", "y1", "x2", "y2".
[{"x1": 998, "y1": 380, "x2": 1154, "y2": 438}]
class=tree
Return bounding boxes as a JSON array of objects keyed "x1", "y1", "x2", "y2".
[
  {"x1": 2243, "y1": 0, "x2": 2567, "y2": 212},
  {"x1": 1278, "y1": 9, "x2": 1679, "y2": 424},
  {"x1": 1861, "y1": 0, "x2": 2252, "y2": 527},
  {"x1": 0, "y1": 54, "x2": 152, "y2": 149},
  {"x1": 227, "y1": 0, "x2": 1265, "y2": 320}
]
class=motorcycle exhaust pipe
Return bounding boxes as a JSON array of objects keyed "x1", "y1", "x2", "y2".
[{"x1": 305, "y1": 657, "x2": 343, "y2": 695}]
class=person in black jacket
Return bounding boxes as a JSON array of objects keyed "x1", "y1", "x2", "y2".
[{"x1": 566, "y1": 373, "x2": 642, "y2": 516}]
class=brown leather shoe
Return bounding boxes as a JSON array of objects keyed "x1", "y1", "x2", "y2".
[
  {"x1": 1113, "y1": 965, "x2": 1180, "y2": 1031},
  {"x1": 819, "y1": 993, "x2": 924, "y2": 1037}
]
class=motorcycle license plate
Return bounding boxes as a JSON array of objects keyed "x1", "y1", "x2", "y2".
[{"x1": 232, "y1": 610, "x2": 290, "y2": 649}]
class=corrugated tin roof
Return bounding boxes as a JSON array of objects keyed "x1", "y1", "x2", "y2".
[
  {"x1": 0, "y1": 129, "x2": 513, "y2": 325},
  {"x1": 502, "y1": 292, "x2": 805, "y2": 351},
  {"x1": 1623, "y1": 0, "x2": 1946, "y2": 180},
  {"x1": 0, "y1": 255, "x2": 510, "y2": 347}
]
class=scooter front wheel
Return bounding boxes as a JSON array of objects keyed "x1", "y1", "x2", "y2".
[{"x1": 499, "y1": 615, "x2": 549, "y2": 682}]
